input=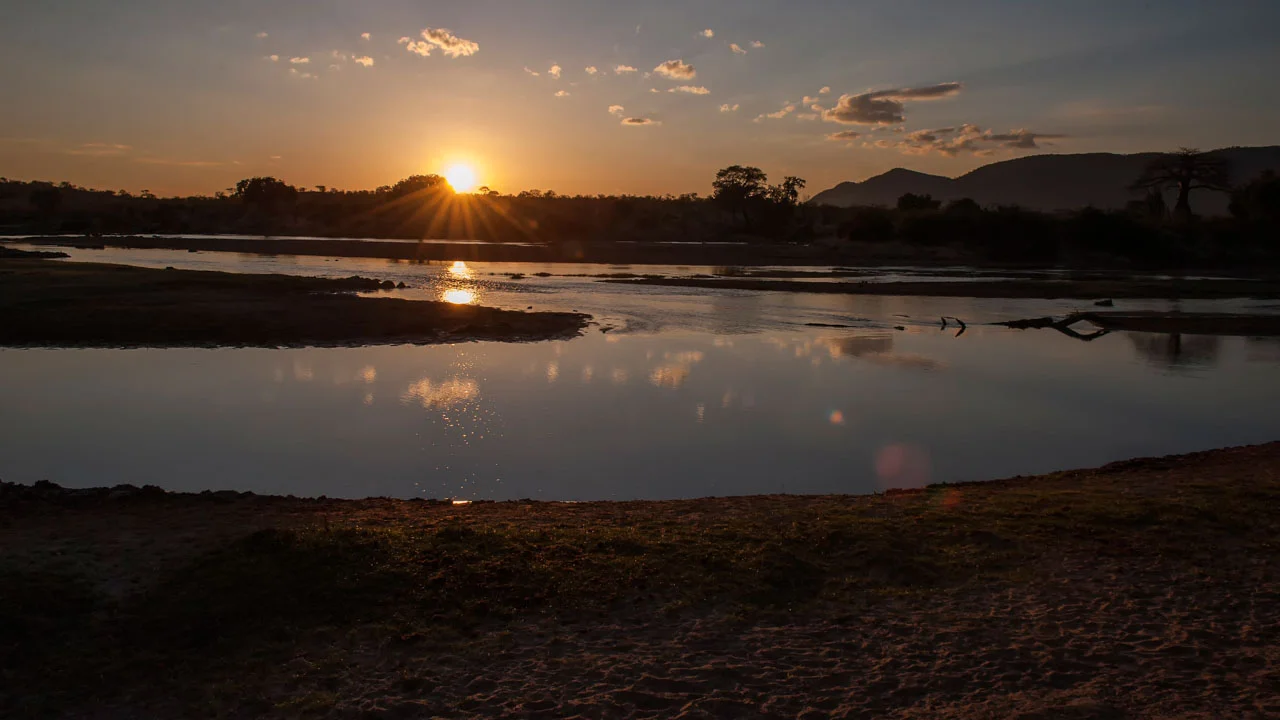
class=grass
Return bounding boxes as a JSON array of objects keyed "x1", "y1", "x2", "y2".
[{"x1": 1, "y1": 444, "x2": 1278, "y2": 716}]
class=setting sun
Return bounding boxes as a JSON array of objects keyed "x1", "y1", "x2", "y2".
[{"x1": 443, "y1": 164, "x2": 477, "y2": 193}]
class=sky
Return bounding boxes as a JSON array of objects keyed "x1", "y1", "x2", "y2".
[{"x1": 2, "y1": 0, "x2": 1279, "y2": 197}]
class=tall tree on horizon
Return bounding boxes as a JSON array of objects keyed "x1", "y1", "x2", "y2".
[{"x1": 1131, "y1": 148, "x2": 1232, "y2": 220}]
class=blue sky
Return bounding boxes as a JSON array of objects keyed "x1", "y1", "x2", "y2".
[{"x1": 2, "y1": 0, "x2": 1278, "y2": 196}]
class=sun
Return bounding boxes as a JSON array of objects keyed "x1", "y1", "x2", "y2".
[{"x1": 443, "y1": 163, "x2": 477, "y2": 193}]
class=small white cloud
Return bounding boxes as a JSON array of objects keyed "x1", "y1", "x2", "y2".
[
  {"x1": 66, "y1": 143, "x2": 131, "y2": 157},
  {"x1": 797, "y1": 113, "x2": 819, "y2": 121},
  {"x1": 810, "y1": 104, "x2": 825, "y2": 112},
  {"x1": 524, "y1": 67, "x2": 540, "y2": 76},
  {"x1": 615, "y1": 65, "x2": 637, "y2": 74},
  {"x1": 729, "y1": 43, "x2": 747, "y2": 55},
  {"x1": 669, "y1": 85, "x2": 710, "y2": 95},
  {"x1": 757, "y1": 103, "x2": 796, "y2": 121},
  {"x1": 700, "y1": 29, "x2": 714, "y2": 38},
  {"x1": 270, "y1": 155, "x2": 283, "y2": 160},
  {"x1": 353, "y1": 56, "x2": 374, "y2": 67},
  {"x1": 361, "y1": 32, "x2": 371, "y2": 41},
  {"x1": 622, "y1": 117, "x2": 660, "y2": 126},
  {"x1": 554, "y1": 90, "x2": 570, "y2": 97},
  {"x1": 608, "y1": 105, "x2": 625, "y2": 116},
  {"x1": 653, "y1": 59, "x2": 696, "y2": 80},
  {"x1": 719, "y1": 103, "x2": 739, "y2": 112},
  {"x1": 819, "y1": 86, "x2": 831, "y2": 95},
  {"x1": 331, "y1": 50, "x2": 347, "y2": 61},
  {"x1": 289, "y1": 57, "x2": 310, "y2": 64},
  {"x1": 750, "y1": 40, "x2": 764, "y2": 48},
  {"x1": 648, "y1": 88, "x2": 660, "y2": 93},
  {"x1": 268, "y1": 55, "x2": 280, "y2": 62},
  {"x1": 255, "y1": 32, "x2": 269, "y2": 39},
  {"x1": 827, "y1": 131, "x2": 861, "y2": 141},
  {"x1": 585, "y1": 66, "x2": 599, "y2": 75},
  {"x1": 403, "y1": 27, "x2": 479, "y2": 58},
  {"x1": 548, "y1": 64, "x2": 562, "y2": 79},
  {"x1": 288, "y1": 68, "x2": 317, "y2": 79}
]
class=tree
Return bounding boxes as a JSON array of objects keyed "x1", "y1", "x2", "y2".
[
  {"x1": 712, "y1": 165, "x2": 768, "y2": 227},
  {"x1": 767, "y1": 176, "x2": 806, "y2": 206},
  {"x1": 1229, "y1": 170, "x2": 1280, "y2": 225},
  {"x1": 387, "y1": 174, "x2": 448, "y2": 199},
  {"x1": 28, "y1": 186, "x2": 61, "y2": 217},
  {"x1": 234, "y1": 177, "x2": 298, "y2": 213},
  {"x1": 1131, "y1": 148, "x2": 1232, "y2": 220},
  {"x1": 897, "y1": 193, "x2": 940, "y2": 212}
]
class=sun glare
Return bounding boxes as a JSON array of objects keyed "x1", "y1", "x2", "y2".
[
  {"x1": 443, "y1": 289, "x2": 477, "y2": 305},
  {"x1": 443, "y1": 164, "x2": 478, "y2": 193}
]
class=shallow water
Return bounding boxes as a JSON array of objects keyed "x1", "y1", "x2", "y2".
[{"x1": 2, "y1": 246, "x2": 1279, "y2": 500}]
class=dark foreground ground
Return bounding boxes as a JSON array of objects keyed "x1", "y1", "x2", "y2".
[
  {"x1": 0, "y1": 255, "x2": 587, "y2": 347},
  {"x1": 2, "y1": 444, "x2": 1277, "y2": 719}
]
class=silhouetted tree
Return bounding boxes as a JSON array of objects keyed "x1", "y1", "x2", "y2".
[
  {"x1": 897, "y1": 193, "x2": 941, "y2": 212},
  {"x1": 945, "y1": 198, "x2": 981, "y2": 215},
  {"x1": 712, "y1": 165, "x2": 768, "y2": 227},
  {"x1": 1230, "y1": 170, "x2": 1280, "y2": 225},
  {"x1": 1131, "y1": 148, "x2": 1232, "y2": 220},
  {"x1": 29, "y1": 187, "x2": 61, "y2": 217},
  {"x1": 234, "y1": 177, "x2": 298, "y2": 213},
  {"x1": 387, "y1": 174, "x2": 448, "y2": 199}
]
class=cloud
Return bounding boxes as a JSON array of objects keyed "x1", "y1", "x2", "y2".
[
  {"x1": 615, "y1": 65, "x2": 637, "y2": 74},
  {"x1": 797, "y1": 113, "x2": 818, "y2": 121},
  {"x1": 353, "y1": 56, "x2": 374, "y2": 67},
  {"x1": 135, "y1": 157, "x2": 226, "y2": 167},
  {"x1": 608, "y1": 105, "x2": 625, "y2": 116},
  {"x1": 548, "y1": 64, "x2": 562, "y2": 78},
  {"x1": 524, "y1": 67, "x2": 540, "y2": 76},
  {"x1": 821, "y1": 82, "x2": 963, "y2": 125},
  {"x1": 819, "y1": 86, "x2": 831, "y2": 94},
  {"x1": 361, "y1": 32, "x2": 371, "y2": 41},
  {"x1": 585, "y1": 66, "x2": 599, "y2": 75},
  {"x1": 653, "y1": 59, "x2": 696, "y2": 80},
  {"x1": 554, "y1": 90, "x2": 570, "y2": 97},
  {"x1": 826, "y1": 130, "x2": 862, "y2": 141},
  {"x1": 255, "y1": 32, "x2": 269, "y2": 39},
  {"x1": 622, "y1": 117, "x2": 660, "y2": 126},
  {"x1": 401, "y1": 27, "x2": 479, "y2": 58},
  {"x1": 268, "y1": 55, "x2": 279, "y2": 62},
  {"x1": 700, "y1": 29, "x2": 715, "y2": 38},
  {"x1": 669, "y1": 85, "x2": 710, "y2": 95},
  {"x1": 750, "y1": 40, "x2": 764, "y2": 48},
  {"x1": 719, "y1": 103, "x2": 739, "y2": 112},
  {"x1": 288, "y1": 68, "x2": 317, "y2": 79},
  {"x1": 729, "y1": 43, "x2": 747, "y2": 55},
  {"x1": 756, "y1": 103, "x2": 796, "y2": 121},
  {"x1": 66, "y1": 143, "x2": 131, "y2": 157},
  {"x1": 875, "y1": 124, "x2": 1067, "y2": 156},
  {"x1": 803, "y1": 95, "x2": 821, "y2": 104},
  {"x1": 289, "y1": 57, "x2": 310, "y2": 64},
  {"x1": 331, "y1": 50, "x2": 347, "y2": 61}
]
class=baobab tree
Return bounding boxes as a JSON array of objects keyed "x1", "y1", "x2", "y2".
[{"x1": 1131, "y1": 148, "x2": 1232, "y2": 219}]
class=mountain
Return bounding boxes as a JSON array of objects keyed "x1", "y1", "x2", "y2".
[{"x1": 809, "y1": 146, "x2": 1280, "y2": 215}]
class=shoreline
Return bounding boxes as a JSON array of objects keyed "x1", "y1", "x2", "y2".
[
  {"x1": 3, "y1": 442, "x2": 1278, "y2": 717},
  {"x1": 0, "y1": 256, "x2": 588, "y2": 348}
]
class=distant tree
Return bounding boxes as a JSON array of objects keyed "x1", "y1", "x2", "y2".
[
  {"x1": 234, "y1": 177, "x2": 298, "y2": 210},
  {"x1": 897, "y1": 193, "x2": 941, "y2": 212},
  {"x1": 28, "y1": 187, "x2": 61, "y2": 217},
  {"x1": 1131, "y1": 148, "x2": 1232, "y2": 220},
  {"x1": 387, "y1": 174, "x2": 448, "y2": 199},
  {"x1": 767, "y1": 176, "x2": 806, "y2": 206},
  {"x1": 1229, "y1": 170, "x2": 1280, "y2": 225},
  {"x1": 314, "y1": 185, "x2": 327, "y2": 193},
  {"x1": 944, "y1": 197, "x2": 982, "y2": 215},
  {"x1": 712, "y1": 165, "x2": 768, "y2": 227}
]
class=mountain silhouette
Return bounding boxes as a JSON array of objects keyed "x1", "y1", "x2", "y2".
[{"x1": 809, "y1": 146, "x2": 1280, "y2": 214}]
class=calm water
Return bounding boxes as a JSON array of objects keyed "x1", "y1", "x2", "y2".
[{"x1": 2, "y1": 245, "x2": 1279, "y2": 500}]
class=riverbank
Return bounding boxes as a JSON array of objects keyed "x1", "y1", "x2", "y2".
[
  {"x1": 3, "y1": 443, "x2": 1277, "y2": 718},
  {"x1": 0, "y1": 257, "x2": 588, "y2": 348}
]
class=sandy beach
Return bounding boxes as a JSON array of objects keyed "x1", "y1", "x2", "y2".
[{"x1": 3, "y1": 443, "x2": 1277, "y2": 718}]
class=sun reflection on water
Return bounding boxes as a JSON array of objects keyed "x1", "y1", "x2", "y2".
[
  {"x1": 443, "y1": 288, "x2": 477, "y2": 305},
  {"x1": 447, "y1": 260, "x2": 473, "y2": 279}
]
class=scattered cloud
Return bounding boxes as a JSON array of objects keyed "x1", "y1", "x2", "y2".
[
  {"x1": 361, "y1": 32, "x2": 371, "y2": 41},
  {"x1": 608, "y1": 105, "x2": 625, "y2": 116},
  {"x1": 822, "y1": 82, "x2": 963, "y2": 125},
  {"x1": 585, "y1": 66, "x2": 599, "y2": 75},
  {"x1": 729, "y1": 43, "x2": 747, "y2": 55},
  {"x1": 331, "y1": 50, "x2": 348, "y2": 61},
  {"x1": 653, "y1": 59, "x2": 696, "y2": 80},
  {"x1": 826, "y1": 130, "x2": 862, "y2": 141},
  {"x1": 255, "y1": 32, "x2": 269, "y2": 39},
  {"x1": 400, "y1": 27, "x2": 479, "y2": 58},
  {"x1": 270, "y1": 155, "x2": 282, "y2": 160},
  {"x1": 268, "y1": 55, "x2": 279, "y2": 62},
  {"x1": 719, "y1": 103, "x2": 739, "y2": 113},
  {"x1": 66, "y1": 143, "x2": 131, "y2": 157},
  {"x1": 524, "y1": 67, "x2": 540, "y2": 76},
  {"x1": 874, "y1": 124, "x2": 1067, "y2": 156},
  {"x1": 353, "y1": 56, "x2": 374, "y2": 67},
  {"x1": 554, "y1": 90, "x2": 570, "y2": 97},
  {"x1": 135, "y1": 157, "x2": 226, "y2": 168},
  {"x1": 750, "y1": 40, "x2": 765, "y2": 48},
  {"x1": 669, "y1": 85, "x2": 710, "y2": 95},
  {"x1": 700, "y1": 29, "x2": 715, "y2": 38},
  {"x1": 622, "y1": 117, "x2": 661, "y2": 126},
  {"x1": 756, "y1": 103, "x2": 796, "y2": 121},
  {"x1": 615, "y1": 65, "x2": 637, "y2": 74},
  {"x1": 797, "y1": 113, "x2": 818, "y2": 121},
  {"x1": 803, "y1": 95, "x2": 821, "y2": 105},
  {"x1": 289, "y1": 57, "x2": 310, "y2": 64},
  {"x1": 648, "y1": 88, "x2": 660, "y2": 93},
  {"x1": 819, "y1": 86, "x2": 831, "y2": 95},
  {"x1": 548, "y1": 64, "x2": 562, "y2": 79}
]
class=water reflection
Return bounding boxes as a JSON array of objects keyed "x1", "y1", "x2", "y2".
[
  {"x1": 442, "y1": 288, "x2": 477, "y2": 305},
  {"x1": 400, "y1": 377, "x2": 480, "y2": 409},
  {"x1": 1127, "y1": 333, "x2": 1222, "y2": 369}
]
